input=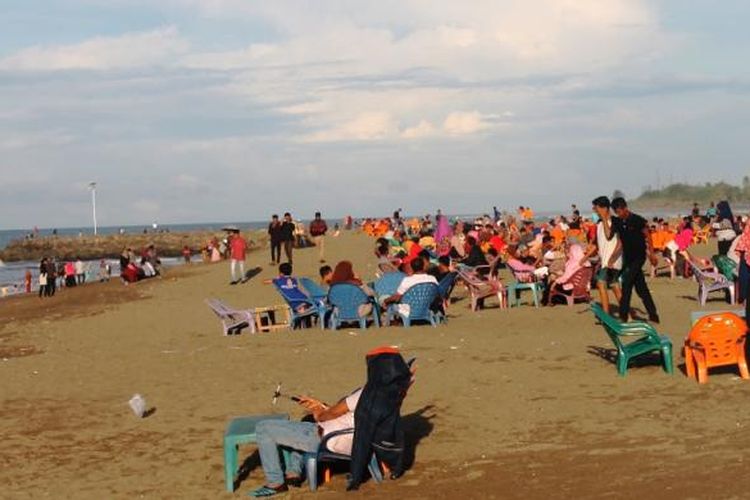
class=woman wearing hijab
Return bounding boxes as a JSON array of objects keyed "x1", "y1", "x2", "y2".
[
  {"x1": 545, "y1": 243, "x2": 590, "y2": 304},
  {"x1": 330, "y1": 261, "x2": 376, "y2": 317},
  {"x1": 434, "y1": 211, "x2": 453, "y2": 247}
]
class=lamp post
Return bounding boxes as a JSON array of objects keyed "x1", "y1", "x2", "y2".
[{"x1": 88, "y1": 182, "x2": 97, "y2": 235}]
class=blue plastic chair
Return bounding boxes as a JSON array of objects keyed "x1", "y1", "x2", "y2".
[
  {"x1": 372, "y1": 272, "x2": 406, "y2": 299},
  {"x1": 272, "y1": 278, "x2": 319, "y2": 328},
  {"x1": 299, "y1": 277, "x2": 331, "y2": 330},
  {"x1": 223, "y1": 413, "x2": 289, "y2": 492},
  {"x1": 303, "y1": 429, "x2": 383, "y2": 491},
  {"x1": 327, "y1": 283, "x2": 380, "y2": 329},
  {"x1": 437, "y1": 272, "x2": 458, "y2": 309},
  {"x1": 385, "y1": 282, "x2": 442, "y2": 327}
]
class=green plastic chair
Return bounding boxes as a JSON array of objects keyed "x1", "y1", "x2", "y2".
[
  {"x1": 506, "y1": 262, "x2": 543, "y2": 307},
  {"x1": 591, "y1": 303, "x2": 673, "y2": 376},
  {"x1": 223, "y1": 413, "x2": 289, "y2": 492}
]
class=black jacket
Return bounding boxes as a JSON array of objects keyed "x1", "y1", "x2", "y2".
[{"x1": 348, "y1": 351, "x2": 411, "y2": 490}]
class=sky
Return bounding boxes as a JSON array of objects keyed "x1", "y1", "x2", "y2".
[{"x1": 1, "y1": 0, "x2": 749, "y2": 229}]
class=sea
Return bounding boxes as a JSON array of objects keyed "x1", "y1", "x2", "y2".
[{"x1": 0, "y1": 222, "x2": 270, "y2": 295}]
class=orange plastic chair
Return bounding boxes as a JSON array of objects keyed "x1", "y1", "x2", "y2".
[{"x1": 684, "y1": 312, "x2": 750, "y2": 384}]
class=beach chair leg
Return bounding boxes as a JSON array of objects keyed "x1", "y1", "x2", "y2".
[
  {"x1": 662, "y1": 344, "x2": 674, "y2": 374},
  {"x1": 305, "y1": 454, "x2": 318, "y2": 491},
  {"x1": 224, "y1": 441, "x2": 237, "y2": 492}
]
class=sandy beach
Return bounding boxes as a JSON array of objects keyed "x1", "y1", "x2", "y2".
[{"x1": 2, "y1": 230, "x2": 750, "y2": 499}]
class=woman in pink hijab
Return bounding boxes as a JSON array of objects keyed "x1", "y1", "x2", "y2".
[
  {"x1": 434, "y1": 211, "x2": 453, "y2": 247},
  {"x1": 543, "y1": 243, "x2": 590, "y2": 305}
]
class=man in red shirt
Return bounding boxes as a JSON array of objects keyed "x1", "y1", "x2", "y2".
[
  {"x1": 229, "y1": 229, "x2": 247, "y2": 284},
  {"x1": 309, "y1": 212, "x2": 328, "y2": 263}
]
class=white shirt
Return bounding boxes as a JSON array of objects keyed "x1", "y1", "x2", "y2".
[
  {"x1": 318, "y1": 389, "x2": 361, "y2": 455},
  {"x1": 396, "y1": 273, "x2": 438, "y2": 316},
  {"x1": 75, "y1": 260, "x2": 84, "y2": 274},
  {"x1": 596, "y1": 219, "x2": 622, "y2": 270}
]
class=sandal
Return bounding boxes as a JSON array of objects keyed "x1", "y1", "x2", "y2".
[
  {"x1": 248, "y1": 484, "x2": 288, "y2": 497},
  {"x1": 285, "y1": 476, "x2": 303, "y2": 488}
]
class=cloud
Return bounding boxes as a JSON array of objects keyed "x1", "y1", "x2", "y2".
[
  {"x1": 443, "y1": 111, "x2": 487, "y2": 135},
  {"x1": 303, "y1": 111, "x2": 399, "y2": 142},
  {"x1": 401, "y1": 120, "x2": 437, "y2": 139},
  {"x1": 0, "y1": 26, "x2": 188, "y2": 71}
]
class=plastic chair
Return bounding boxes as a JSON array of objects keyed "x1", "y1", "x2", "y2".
[
  {"x1": 549, "y1": 267, "x2": 593, "y2": 306},
  {"x1": 457, "y1": 267, "x2": 505, "y2": 311},
  {"x1": 649, "y1": 254, "x2": 676, "y2": 279},
  {"x1": 272, "y1": 278, "x2": 319, "y2": 329},
  {"x1": 372, "y1": 272, "x2": 406, "y2": 299},
  {"x1": 591, "y1": 303, "x2": 673, "y2": 376},
  {"x1": 384, "y1": 282, "x2": 442, "y2": 327},
  {"x1": 684, "y1": 312, "x2": 749, "y2": 384},
  {"x1": 299, "y1": 277, "x2": 331, "y2": 330},
  {"x1": 687, "y1": 260, "x2": 735, "y2": 306},
  {"x1": 506, "y1": 262, "x2": 543, "y2": 308},
  {"x1": 327, "y1": 283, "x2": 380, "y2": 329},
  {"x1": 304, "y1": 430, "x2": 383, "y2": 491},
  {"x1": 205, "y1": 298, "x2": 256, "y2": 335},
  {"x1": 437, "y1": 271, "x2": 458, "y2": 311},
  {"x1": 223, "y1": 413, "x2": 289, "y2": 492}
]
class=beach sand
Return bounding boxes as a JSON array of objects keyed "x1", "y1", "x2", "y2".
[{"x1": 2, "y1": 231, "x2": 750, "y2": 499}]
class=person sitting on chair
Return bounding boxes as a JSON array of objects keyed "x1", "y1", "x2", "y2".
[
  {"x1": 383, "y1": 256, "x2": 438, "y2": 317},
  {"x1": 272, "y1": 263, "x2": 310, "y2": 316},
  {"x1": 250, "y1": 348, "x2": 415, "y2": 497}
]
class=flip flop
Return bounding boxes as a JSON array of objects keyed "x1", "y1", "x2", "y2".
[{"x1": 248, "y1": 484, "x2": 288, "y2": 497}]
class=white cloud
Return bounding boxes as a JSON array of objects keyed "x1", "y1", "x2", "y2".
[
  {"x1": 401, "y1": 120, "x2": 437, "y2": 139},
  {"x1": 303, "y1": 111, "x2": 399, "y2": 142},
  {"x1": 443, "y1": 111, "x2": 487, "y2": 135},
  {"x1": 0, "y1": 26, "x2": 188, "y2": 71}
]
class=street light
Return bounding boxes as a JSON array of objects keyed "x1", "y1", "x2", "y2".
[{"x1": 88, "y1": 182, "x2": 97, "y2": 235}]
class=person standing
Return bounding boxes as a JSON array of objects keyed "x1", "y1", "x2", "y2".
[
  {"x1": 47, "y1": 257, "x2": 57, "y2": 296},
  {"x1": 75, "y1": 257, "x2": 85, "y2": 285},
  {"x1": 733, "y1": 219, "x2": 750, "y2": 323},
  {"x1": 38, "y1": 258, "x2": 49, "y2": 298},
  {"x1": 24, "y1": 268, "x2": 32, "y2": 294},
  {"x1": 309, "y1": 212, "x2": 329, "y2": 263},
  {"x1": 228, "y1": 229, "x2": 247, "y2": 284},
  {"x1": 280, "y1": 212, "x2": 296, "y2": 264},
  {"x1": 583, "y1": 196, "x2": 623, "y2": 314},
  {"x1": 611, "y1": 197, "x2": 660, "y2": 323},
  {"x1": 268, "y1": 215, "x2": 283, "y2": 265}
]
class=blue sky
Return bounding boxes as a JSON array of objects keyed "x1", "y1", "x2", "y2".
[{"x1": 1, "y1": 0, "x2": 749, "y2": 229}]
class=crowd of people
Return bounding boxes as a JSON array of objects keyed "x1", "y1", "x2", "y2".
[
  {"x1": 33, "y1": 256, "x2": 112, "y2": 298},
  {"x1": 360, "y1": 198, "x2": 750, "y2": 322}
]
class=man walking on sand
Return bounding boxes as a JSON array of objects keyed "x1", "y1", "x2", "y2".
[
  {"x1": 309, "y1": 212, "x2": 328, "y2": 263},
  {"x1": 280, "y1": 213, "x2": 296, "y2": 264},
  {"x1": 583, "y1": 196, "x2": 623, "y2": 314},
  {"x1": 611, "y1": 197, "x2": 660, "y2": 323},
  {"x1": 228, "y1": 229, "x2": 247, "y2": 285}
]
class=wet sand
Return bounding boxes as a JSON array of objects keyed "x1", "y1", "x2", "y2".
[{"x1": 2, "y1": 231, "x2": 749, "y2": 499}]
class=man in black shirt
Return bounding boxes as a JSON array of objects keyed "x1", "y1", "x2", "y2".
[
  {"x1": 280, "y1": 212, "x2": 296, "y2": 264},
  {"x1": 611, "y1": 197, "x2": 660, "y2": 323},
  {"x1": 267, "y1": 214, "x2": 283, "y2": 265}
]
